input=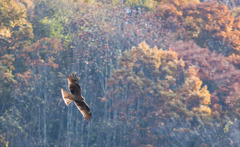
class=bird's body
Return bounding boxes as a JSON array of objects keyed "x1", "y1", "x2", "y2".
[{"x1": 61, "y1": 74, "x2": 92, "y2": 121}]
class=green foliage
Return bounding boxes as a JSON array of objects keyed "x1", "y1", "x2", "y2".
[
  {"x1": 32, "y1": 0, "x2": 70, "y2": 41},
  {"x1": 125, "y1": 0, "x2": 158, "y2": 10},
  {"x1": 36, "y1": 17, "x2": 64, "y2": 39},
  {"x1": 223, "y1": 120, "x2": 234, "y2": 133}
]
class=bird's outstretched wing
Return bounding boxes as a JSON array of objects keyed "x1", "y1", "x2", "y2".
[
  {"x1": 67, "y1": 74, "x2": 81, "y2": 97},
  {"x1": 61, "y1": 89, "x2": 78, "y2": 106},
  {"x1": 74, "y1": 100, "x2": 92, "y2": 121}
]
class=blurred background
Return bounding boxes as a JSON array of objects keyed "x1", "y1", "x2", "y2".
[{"x1": 1, "y1": 0, "x2": 240, "y2": 146}]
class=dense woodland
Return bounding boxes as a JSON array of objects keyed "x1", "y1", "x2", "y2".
[{"x1": 1, "y1": 0, "x2": 240, "y2": 146}]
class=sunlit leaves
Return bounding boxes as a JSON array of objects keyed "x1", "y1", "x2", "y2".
[
  {"x1": 0, "y1": 0, "x2": 26, "y2": 28},
  {"x1": 108, "y1": 42, "x2": 211, "y2": 122},
  {"x1": 0, "y1": 0, "x2": 34, "y2": 124},
  {"x1": 106, "y1": 42, "x2": 213, "y2": 146},
  {"x1": 171, "y1": 40, "x2": 240, "y2": 117},
  {"x1": 2, "y1": 0, "x2": 240, "y2": 146},
  {"x1": 156, "y1": 1, "x2": 240, "y2": 68},
  {"x1": 0, "y1": 0, "x2": 33, "y2": 49}
]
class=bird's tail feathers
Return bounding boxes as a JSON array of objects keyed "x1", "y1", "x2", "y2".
[{"x1": 61, "y1": 89, "x2": 77, "y2": 106}]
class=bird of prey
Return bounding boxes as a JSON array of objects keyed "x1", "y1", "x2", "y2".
[{"x1": 61, "y1": 74, "x2": 92, "y2": 121}]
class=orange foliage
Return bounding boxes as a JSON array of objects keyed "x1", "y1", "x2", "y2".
[
  {"x1": 108, "y1": 42, "x2": 212, "y2": 121},
  {"x1": 157, "y1": 1, "x2": 240, "y2": 68},
  {"x1": 171, "y1": 40, "x2": 240, "y2": 117},
  {"x1": 107, "y1": 42, "x2": 214, "y2": 145},
  {"x1": 23, "y1": 38, "x2": 63, "y2": 68}
]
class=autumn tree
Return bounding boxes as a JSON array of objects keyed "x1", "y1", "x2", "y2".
[
  {"x1": 0, "y1": 0, "x2": 33, "y2": 115},
  {"x1": 1, "y1": 38, "x2": 66, "y2": 146},
  {"x1": 107, "y1": 42, "x2": 212, "y2": 146},
  {"x1": 170, "y1": 41, "x2": 240, "y2": 118},
  {"x1": 0, "y1": 1, "x2": 34, "y2": 146},
  {"x1": 156, "y1": 1, "x2": 240, "y2": 69},
  {"x1": 2, "y1": 0, "x2": 240, "y2": 146}
]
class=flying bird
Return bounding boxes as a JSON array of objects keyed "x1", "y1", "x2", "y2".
[{"x1": 61, "y1": 74, "x2": 92, "y2": 121}]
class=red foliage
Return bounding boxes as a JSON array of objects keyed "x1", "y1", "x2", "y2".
[
  {"x1": 156, "y1": 1, "x2": 240, "y2": 69},
  {"x1": 23, "y1": 38, "x2": 63, "y2": 68},
  {"x1": 170, "y1": 41, "x2": 240, "y2": 116}
]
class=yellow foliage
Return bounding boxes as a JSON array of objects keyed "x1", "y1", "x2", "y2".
[
  {"x1": 199, "y1": 85, "x2": 211, "y2": 105},
  {"x1": 0, "y1": 0, "x2": 27, "y2": 29},
  {"x1": 158, "y1": 1, "x2": 240, "y2": 66},
  {"x1": 0, "y1": 135, "x2": 8, "y2": 147},
  {"x1": 112, "y1": 0, "x2": 119, "y2": 5},
  {"x1": 138, "y1": 41, "x2": 150, "y2": 53},
  {"x1": 184, "y1": 66, "x2": 198, "y2": 77},
  {"x1": 227, "y1": 54, "x2": 240, "y2": 67},
  {"x1": 109, "y1": 42, "x2": 212, "y2": 121},
  {"x1": 223, "y1": 121, "x2": 234, "y2": 133},
  {"x1": 199, "y1": 105, "x2": 211, "y2": 115},
  {"x1": 192, "y1": 105, "x2": 210, "y2": 116},
  {"x1": 142, "y1": 0, "x2": 158, "y2": 10}
]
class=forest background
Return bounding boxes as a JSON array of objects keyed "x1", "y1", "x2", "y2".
[{"x1": 1, "y1": 0, "x2": 240, "y2": 146}]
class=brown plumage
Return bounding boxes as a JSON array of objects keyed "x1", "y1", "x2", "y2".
[{"x1": 61, "y1": 74, "x2": 92, "y2": 121}]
